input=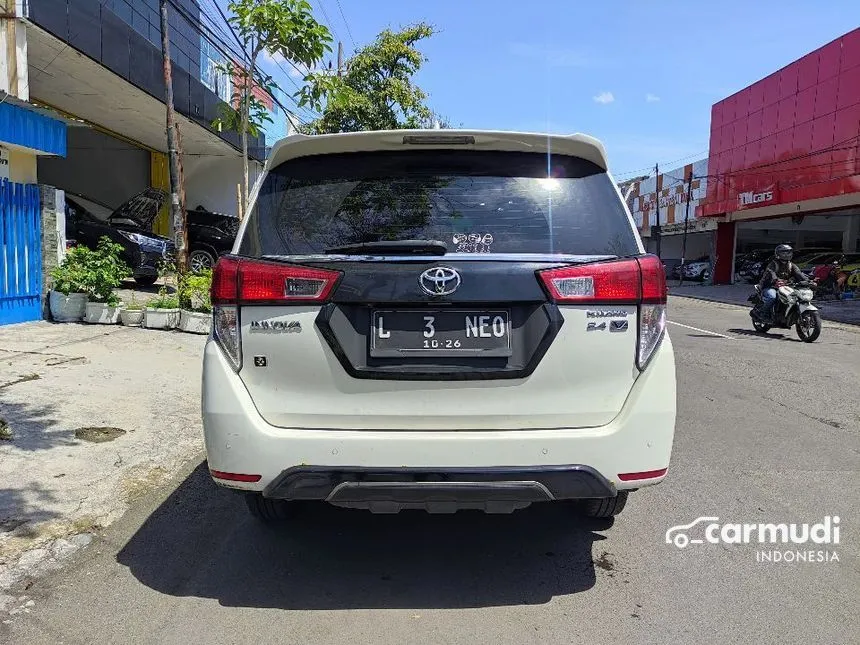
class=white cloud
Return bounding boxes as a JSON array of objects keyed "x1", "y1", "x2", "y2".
[
  {"x1": 645, "y1": 93, "x2": 660, "y2": 103},
  {"x1": 593, "y1": 91, "x2": 615, "y2": 105}
]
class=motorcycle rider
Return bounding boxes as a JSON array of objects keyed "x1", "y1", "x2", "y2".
[
  {"x1": 812, "y1": 257, "x2": 845, "y2": 296},
  {"x1": 754, "y1": 244, "x2": 809, "y2": 323}
]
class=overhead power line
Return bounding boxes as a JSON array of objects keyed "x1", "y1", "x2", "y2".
[
  {"x1": 613, "y1": 149, "x2": 709, "y2": 178},
  {"x1": 164, "y1": 0, "x2": 319, "y2": 124},
  {"x1": 194, "y1": 0, "x2": 320, "y2": 122},
  {"x1": 202, "y1": 0, "x2": 247, "y2": 60},
  {"x1": 334, "y1": 0, "x2": 356, "y2": 48},
  {"x1": 619, "y1": 133, "x2": 860, "y2": 188},
  {"x1": 315, "y1": 0, "x2": 341, "y2": 44}
]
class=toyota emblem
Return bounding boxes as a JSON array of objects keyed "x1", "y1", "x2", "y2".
[{"x1": 419, "y1": 266, "x2": 461, "y2": 296}]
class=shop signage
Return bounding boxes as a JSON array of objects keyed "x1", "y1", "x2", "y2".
[
  {"x1": 659, "y1": 218, "x2": 718, "y2": 235},
  {"x1": 737, "y1": 187, "x2": 776, "y2": 209},
  {"x1": 0, "y1": 147, "x2": 9, "y2": 180}
]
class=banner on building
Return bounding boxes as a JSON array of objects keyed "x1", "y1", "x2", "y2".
[{"x1": 624, "y1": 158, "x2": 709, "y2": 235}]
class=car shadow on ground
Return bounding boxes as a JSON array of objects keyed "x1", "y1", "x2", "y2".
[{"x1": 116, "y1": 462, "x2": 611, "y2": 610}]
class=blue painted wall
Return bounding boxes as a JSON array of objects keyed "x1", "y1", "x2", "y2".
[{"x1": 0, "y1": 102, "x2": 67, "y2": 156}]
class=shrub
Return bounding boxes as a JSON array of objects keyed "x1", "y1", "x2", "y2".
[
  {"x1": 50, "y1": 246, "x2": 92, "y2": 295},
  {"x1": 178, "y1": 269, "x2": 212, "y2": 313},
  {"x1": 147, "y1": 292, "x2": 180, "y2": 309},
  {"x1": 50, "y1": 238, "x2": 130, "y2": 304}
]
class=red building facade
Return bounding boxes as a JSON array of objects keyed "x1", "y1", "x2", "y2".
[{"x1": 700, "y1": 28, "x2": 860, "y2": 283}]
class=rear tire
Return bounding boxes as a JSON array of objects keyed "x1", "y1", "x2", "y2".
[
  {"x1": 752, "y1": 319, "x2": 772, "y2": 333},
  {"x1": 244, "y1": 494, "x2": 304, "y2": 522},
  {"x1": 796, "y1": 311, "x2": 822, "y2": 342},
  {"x1": 579, "y1": 491, "x2": 628, "y2": 518},
  {"x1": 189, "y1": 249, "x2": 217, "y2": 273}
]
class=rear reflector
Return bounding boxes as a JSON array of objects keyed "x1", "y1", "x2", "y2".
[
  {"x1": 210, "y1": 470, "x2": 262, "y2": 483},
  {"x1": 618, "y1": 468, "x2": 668, "y2": 481},
  {"x1": 211, "y1": 256, "x2": 341, "y2": 305}
]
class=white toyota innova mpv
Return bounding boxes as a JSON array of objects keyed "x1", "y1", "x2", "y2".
[{"x1": 201, "y1": 130, "x2": 676, "y2": 522}]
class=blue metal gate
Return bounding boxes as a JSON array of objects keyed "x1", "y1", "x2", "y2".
[{"x1": 0, "y1": 179, "x2": 42, "y2": 325}]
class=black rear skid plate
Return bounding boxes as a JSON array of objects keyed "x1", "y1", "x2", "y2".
[{"x1": 262, "y1": 465, "x2": 617, "y2": 513}]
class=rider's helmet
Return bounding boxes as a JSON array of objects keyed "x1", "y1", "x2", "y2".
[{"x1": 774, "y1": 244, "x2": 793, "y2": 263}]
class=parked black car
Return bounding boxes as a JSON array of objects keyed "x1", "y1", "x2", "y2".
[
  {"x1": 65, "y1": 191, "x2": 240, "y2": 283},
  {"x1": 65, "y1": 189, "x2": 174, "y2": 286},
  {"x1": 186, "y1": 206, "x2": 240, "y2": 272}
]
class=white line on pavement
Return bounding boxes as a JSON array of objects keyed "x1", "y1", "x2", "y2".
[{"x1": 668, "y1": 321, "x2": 734, "y2": 339}]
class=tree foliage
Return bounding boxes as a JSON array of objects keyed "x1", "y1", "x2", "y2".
[
  {"x1": 297, "y1": 23, "x2": 439, "y2": 133},
  {"x1": 211, "y1": 64, "x2": 274, "y2": 139},
  {"x1": 216, "y1": 0, "x2": 332, "y2": 213}
]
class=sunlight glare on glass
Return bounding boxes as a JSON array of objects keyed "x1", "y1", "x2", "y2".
[{"x1": 536, "y1": 177, "x2": 561, "y2": 191}]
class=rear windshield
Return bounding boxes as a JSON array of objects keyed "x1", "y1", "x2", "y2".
[{"x1": 239, "y1": 150, "x2": 639, "y2": 258}]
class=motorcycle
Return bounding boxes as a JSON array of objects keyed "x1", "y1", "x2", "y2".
[
  {"x1": 811, "y1": 260, "x2": 849, "y2": 299},
  {"x1": 748, "y1": 280, "x2": 822, "y2": 342}
]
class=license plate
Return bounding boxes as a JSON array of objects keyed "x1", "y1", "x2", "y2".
[{"x1": 370, "y1": 310, "x2": 512, "y2": 358}]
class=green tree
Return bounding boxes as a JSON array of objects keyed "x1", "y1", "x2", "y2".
[
  {"x1": 215, "y1": 0, "x2": 332, "y2": 215},
  {"x1": 296, "y1": 23, "x2": 440, "y2": 133}
]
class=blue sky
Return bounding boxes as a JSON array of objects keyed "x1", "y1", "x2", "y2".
[{"x1": 242, "y1": 0, "x2": 856, "y2": 177}]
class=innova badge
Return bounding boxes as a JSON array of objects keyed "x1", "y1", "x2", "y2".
[{"x1": 419, "y1": 267, "x2": 461, "y2": 296}]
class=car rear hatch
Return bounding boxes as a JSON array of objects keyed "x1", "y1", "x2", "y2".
[
  {"x1": 211, "y1": 136, "x2": 666, "y2": 430},
  {"x1": 108, "y1": 188, "x2": 167, "y2": 230}
]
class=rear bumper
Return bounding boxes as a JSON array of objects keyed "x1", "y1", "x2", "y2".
[
  {"x1": 202, "y1": 335, "x2": 676, "y2": 498},
  {"x1": 262, "y1": 465, "x2": 616, "y2": 512}
]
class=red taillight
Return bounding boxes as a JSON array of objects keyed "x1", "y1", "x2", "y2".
[
  {"x1": 538, "y1": 255, "x2": 668, "y2": 370},
  {"x1": 211, "y1": 256, "x2": 341, "y2": 304},
  {"x1": 538, "y1": 258, "x2": 641, "y2": 303},
  {"x1": 210, "y1": 470, "x2": 262, "y2": 483},
  {"x1": 638, "y1": 255, "x2": 667, "y2": 304},
  {"x1": 211, "y1": 256, "x2": 239, "y2": 304},
  {"x1": 618, "y1": 468, "x2": 668, "y2": 481},
  {"x1": 537, "y1": 255, "x2": 666, "y2": 304}
]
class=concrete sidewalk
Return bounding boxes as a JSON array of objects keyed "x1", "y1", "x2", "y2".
[
  {"x1": 0, "y1": 322, "x2": 205, "y2": 609},
  {"x1": 668, "y1": 281, "x2": 860, "y2": 326}
]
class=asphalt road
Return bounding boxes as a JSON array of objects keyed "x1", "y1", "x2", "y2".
[{"x1": 4, "y1": 296, "x2": 859, "y2": 645}]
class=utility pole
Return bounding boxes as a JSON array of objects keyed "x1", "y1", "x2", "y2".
[
  {"x1": 653, "y1": 163, "x2": 662, "y2": 258},
  {"x1": 337, "y1": 41, "x2": 343, "y2": 76},
  {"x1": 679, "y1": 171, "x2": 694, "y2": 286},
  {"x1": 159, "y1": 0, "x2": 188, "y2": 274}
]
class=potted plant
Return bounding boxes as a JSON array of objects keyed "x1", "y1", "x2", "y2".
[
  {"x1": 120, "y1": 292, "x2": 145, "y2": 326},
  {"x1": 49, "y1": 246, "x2": 90, "y2": 322},
  {"x1": 143, "y1": 259, "x2": 180, "y2": 330},
  {"x1": 82, "y1": 237, "x2": 131, "y2": 324},
  {"x1": 178, "y1": 269, "x2": 213, "y2": 334},
  {"x1": 143, "y1": 289, "x2": 180, "y2": 330}
]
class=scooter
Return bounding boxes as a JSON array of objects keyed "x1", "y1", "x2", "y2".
[
  {"x1": 748, "y1": 280, "x2": 822, "y2": 342},
  {"x1": 812, "y1": 261, "x2": 848, "y2": 299}
]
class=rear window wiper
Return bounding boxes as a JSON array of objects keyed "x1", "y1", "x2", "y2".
[{"x1": 323, "y1": 240, "x2": 448, "y2": 256}]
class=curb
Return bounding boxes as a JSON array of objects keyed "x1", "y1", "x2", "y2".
[{"x1": 669, "y1": 292, "x2": 860, "y2": 331}]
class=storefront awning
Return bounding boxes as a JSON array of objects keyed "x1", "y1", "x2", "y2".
[{"x1": 0, "y1": 100, "x2": 66, "y2": 156}]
